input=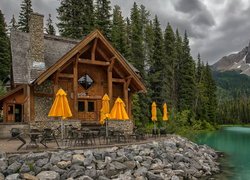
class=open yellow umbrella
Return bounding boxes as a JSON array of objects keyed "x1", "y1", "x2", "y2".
[
  {"x1": 110, "y1": 97, "x2": 129, "y2": 120},
  {"x1": 163, "y1": 103, "x2": 168, "y2": 121},
  {"x1": 48, "y1": 88, "x2": 72, "y2": 144},
  {"x1": 100, "y1": 94, "x2": 110, "y2": 125}
]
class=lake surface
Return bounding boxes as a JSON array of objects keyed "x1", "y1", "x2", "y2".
[{"x1": 196, "y1": 126, "x2": 250, "y2": 180}]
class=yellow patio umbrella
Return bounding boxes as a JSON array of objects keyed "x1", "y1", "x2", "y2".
[
  {"x1": 110, "y1": 97, "x2": 129, "y2": 120},
  {"x1": 100, "y1": 94, "x2": 110, "y2": 125},
  {"x1": 48, "y1": 88, "x2": 72, "y2": 144},
  {"x1": 163, "y1": 103, "x2": 168, "y2": 121}
]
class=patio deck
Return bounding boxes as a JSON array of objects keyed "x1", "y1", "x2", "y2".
[{"x1": 0, "y1": 135, "x2": 169, "y2": 154}]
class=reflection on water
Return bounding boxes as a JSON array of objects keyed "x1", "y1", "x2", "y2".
[{"x1": 196, "y1": 127, "x2": 250, "y2": 180}]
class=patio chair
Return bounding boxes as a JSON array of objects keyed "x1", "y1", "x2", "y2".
[
  {"x1": 129, "y1": 127, "x2": 146, "y2": 142},
  {"x1": 40, "y1": 128, "x2": 59, "y2": 148},
  {"x1": 8, "y1": 128, "x2": 26, "y2": 150},
  {"x1": 159, "y1": 127, "x2": 167, "y2": 136}
]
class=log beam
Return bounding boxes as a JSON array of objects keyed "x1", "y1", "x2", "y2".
[
  {"x1": 112, "y1": 78, "x2": 125, "y2": 83},
  {"x1": 96, "y1": 47, "x2": 109, "y2": 61},
  {"x1": 91, "y1": 38, "x2": 98, "y2": 61},
  {"x1": 78, "y1": 59, "x2": 110, "y2": 66},
  {"x1": 58, "y1": 73, "x2": 74, "y2": 78}
]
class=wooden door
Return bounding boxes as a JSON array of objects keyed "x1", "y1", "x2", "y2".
[{"x1": 78, "y1": 99, "x2": 100, "y2": 122}]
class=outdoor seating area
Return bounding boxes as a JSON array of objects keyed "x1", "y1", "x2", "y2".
[{"x1": 2, "y1": 125, "x2": 169, "y2": 153}]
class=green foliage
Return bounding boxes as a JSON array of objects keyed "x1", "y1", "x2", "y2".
[
  {"x1": 0, "y1": 81, "x2": 6, "y2": 96},
  {"x1": 110, "y1": 5, "x2": 126, "y2": 56},
  {"x1": 0, "y1": 10, "x2": 11, "y2": 81},
  {"x1": 45, "y1": 14, "x2": 56, "y2": 35},
  {"x1": 57, "y1": 0, "x2": 95, "y2": 38},
  {"x1": 18, "y1": 0, "x2": 33, "y2": 33},
  {"x1": 95, "y1": 0, "x2": 112, "y2": 39}
]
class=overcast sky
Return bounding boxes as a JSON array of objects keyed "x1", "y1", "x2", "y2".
[{"x1": 1, "y1": 0, "x2": 250, "y2": 64}]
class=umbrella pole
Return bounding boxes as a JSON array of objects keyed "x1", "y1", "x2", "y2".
[
  {"x1": 154, "y1": 121, "x2": 156, "y2": 137},
  {"x1": 61, "y1": 119, "x2": 64, "y2": 147}
]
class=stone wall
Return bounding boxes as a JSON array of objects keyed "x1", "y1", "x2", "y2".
[
  {"x1": 0, "y1": 135, "x2": 220, "y2": 180},
  {"x1": 34, "y1": 80, "x2": 53, "y2": 94},
  {"x1": 107, "y1": 120, "x2": 134, "y2": 134},
  {"x1": 34, "y1": 96, "x2": 53, "y2": 122}
]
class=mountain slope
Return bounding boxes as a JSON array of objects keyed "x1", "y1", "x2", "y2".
[{"x1": 212, "y1": 42, "x2": 250, "y2": 76}]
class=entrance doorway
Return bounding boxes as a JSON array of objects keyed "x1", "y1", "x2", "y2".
[
  {"x1": 7, "y1": 104, "x2": 23, "y2": 122},
  {"x1": 78, "y1": 100, "x2": 98, "y2": 121}
]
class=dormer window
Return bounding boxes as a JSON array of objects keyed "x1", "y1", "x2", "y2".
[{"x1": 78, "y1": 74, "x2": 94, "y2": 90}]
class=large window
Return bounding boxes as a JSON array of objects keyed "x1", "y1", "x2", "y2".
[
  {"x1": 78, "y1": 74, "x2": 94, "y2": 90},
  {"x1": 78, "y1": 102, "x2": 85, "y2": 112}
]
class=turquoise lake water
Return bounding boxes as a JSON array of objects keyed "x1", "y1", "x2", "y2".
[{"x1": 196, "y1": 126, "x2": 250, "y2": 180}]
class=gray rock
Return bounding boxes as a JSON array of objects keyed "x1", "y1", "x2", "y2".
[
  {"x1": 62, "y1": 152, "x2": 73, "y2": 161},
  {"x1": 98, "y1": 176, "x2": 110, "y2": 180},
  {"x1": 150, "y1": 162, "x2": 163, "y2": 170},
  {"x1": 96, "y1": 161, "x2": 106, "y2": 170},
  {"x1": 36, "y1": 158, "x2": 49, "y2": 167},
  {"x1": 84, "y1": 150, "x2": 93, "y2": 158},
  {"x1": 85, "y1": 168, "x2": 97, "y2": 178},
  {"x1": 134, "y1": 156, "x2": 143, "y2": 162},
  {"x1": 135, "y1": 176, "x2": 146, "y2": 180},
  {"x1": 84, "y1": 157, "x2": 93, "y2": 166},
  {"x1": 111, "y1": 161, "x2": 127, "y2": 170},
  {"x1": 146, "y1": 171, "x2": 164, "y2": 180},
  {"x1": 68, "y1": 169, "x2": 85, "y2": 178},
  {"x1": 104, "y1": 156, "x2": 112, "y2": 164},
  {"x1": 57, "y1": 161, "x2": 71, "y2": 169},
  {"x1": 0, "y1": 152, "x2": 6, "y2": 159},
  {"x1": 171, "y1": 175, "x2": 180, "y2": 180},
  {"x1": 93, "y1": 152, "x2": 102, "y2": 160},
  {"x1": 8, "y1": 155, "x2": 21, "y2": 165},
  {"x1": 124, "y1": 161, "x2": 136, "y2": 170},
  {"x1": 20, "y1": 163, "x2": 30, "y2": 173},
  {"x1": 76, "y1": 175, "x2": 93, "y2": 180},
  {"x1": 20, "y1": 173, "x2": 38, "y2": 180},
  {"x1": 134, "y1": 167, "x2": 147, "y2": 177},
  {"x1": 50, "y1": 153, "x2": 61, "y2": 165},
  {"x1": 0, "y1": 173, "x2": 4, "y2": 180},
  {"x1": 27, "y1": 152, "x2": 49, "y2": 161},
  {"x1": 5, "y1": 173, "x2": 20, "y2": 180},
  {"x1": 42, "y1": 162, "x2": 53, "y2": 171},
  {"x1": 72, "y1": 154, "x2": 85, "y2": 164},
  {"x1": 0, "y1": 159, "x2": 7, "y2": 172},
  {"x1": 33, "y1": 166, "x2": 42, "y2": 175},
  {"x1": 173, "y1": 170, "x2": 185, "y2": 176},
  {"x1": 7, "y1": 161, "x2": 22, "y2": 174},
  {"x1": 51, "y1": 165, "x2": 67, "y2": 175},
  {"x1": 36, "y1": 171, "x2": 60, "y2": 180}
]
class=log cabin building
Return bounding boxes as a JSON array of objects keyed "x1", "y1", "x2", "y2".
[{"x1": 0, "y1": 13, "x2": 146, "y2": 136}]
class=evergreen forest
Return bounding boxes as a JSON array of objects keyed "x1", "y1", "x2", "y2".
[{"x1": 0, "y1": 0, "x2": 228, "y2": 135}]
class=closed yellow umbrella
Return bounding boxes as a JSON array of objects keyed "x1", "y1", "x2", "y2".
[
  {"x1": 110, "y1": 97, "x2": 129, "y2": 120},
  {"x1": 48, "y1": 88, "x2": 72, "y2": 144},
  {"x1": 151, "y1": 102, "x2": 157, "y2": 121},
  {"x1": 163, "y1": 103, "x2": 168, "y2": 121},
  {"x1": 100, "y1": 94, "x2": 110, "y2": 125}
]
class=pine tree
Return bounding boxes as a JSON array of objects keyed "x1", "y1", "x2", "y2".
[
  {"x1": 95, "y1": 0, "x2": 112, "y2": 39},
  {"x1": 149, "y1": 15, "x2": 165, "y2": 105},
  {"x1": 18, "y1": 0, "x2": 33, "y2": 33},
  {"x1": 57, "y1": 0, "x2": 95, "y2": 39},
  {"x1": 9, "y1": 15, "x2": 18, "y2": 31},
  {"x1": 204, "y1": 63, "x2": 217, "y2": 123},
  {"x1": 110, "y1": 5, "x2": 126, "y2": 56},
  {"x1": 164, "y1": 23, "x2": 177, "y2": 108},
  {"x1": 178, "y1": 31, "x2": 196, "y2": 111},
  {"x1": 45, "y1": 14, "x2": 56, "y2": 35},
  {"x1": 0, "y1": 10, "x2": 11, "y2": 81},
  {"x1": 175, "y1": 29, "x2": 183, "y2": 111}
]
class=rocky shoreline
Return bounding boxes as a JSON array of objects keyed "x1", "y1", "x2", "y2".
[{"x1": 0, "y1": 135, "x2": 220, "y2": 180}]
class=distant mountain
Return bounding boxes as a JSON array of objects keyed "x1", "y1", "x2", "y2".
[{"x1": 212, "y1": 42, "x2": 250, "y2": 76}]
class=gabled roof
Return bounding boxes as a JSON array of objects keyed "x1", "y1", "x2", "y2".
[
  {"x1": 0, "y1": 85, "x2": 25, "y2": 102},
  {"x1": 34, "y1": 30, "x2": 146, "y2": 92}
]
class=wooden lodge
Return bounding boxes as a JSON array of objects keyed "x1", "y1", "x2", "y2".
[{"x1": 0, "y1": 13, "x2": 146, "y2": 134}]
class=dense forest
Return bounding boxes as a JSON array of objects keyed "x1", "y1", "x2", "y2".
[
  {"x1": 0, "y1": 0, "x2": 219, "y2": 134},
  {"x1": 214, "y1": 71, "x2": 250, "y2": 124}
]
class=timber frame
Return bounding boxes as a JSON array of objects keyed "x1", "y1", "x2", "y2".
[{"x1": 0, "y1": 29, "x2": 146, "y2": 124}]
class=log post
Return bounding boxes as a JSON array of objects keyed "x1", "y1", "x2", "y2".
[{"x1": 73, "y1": 54, "x2": 79, "y2": 119}]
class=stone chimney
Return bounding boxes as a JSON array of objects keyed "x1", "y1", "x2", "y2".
[{"x1": 29, "y1": 13, "x2": 45, "y2": 69}]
